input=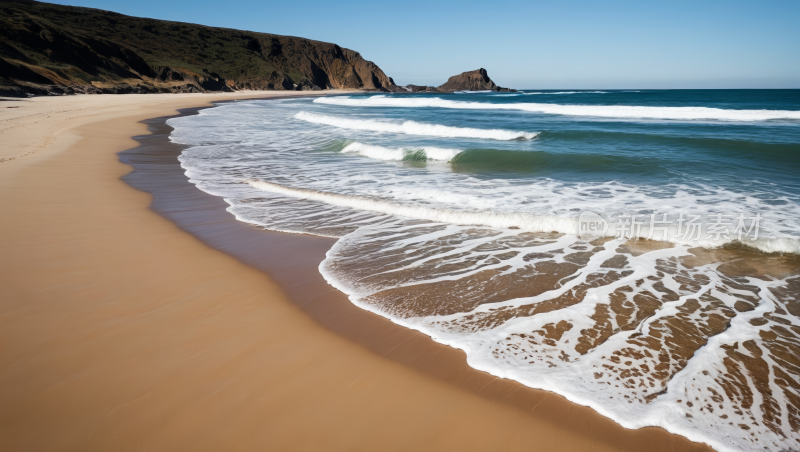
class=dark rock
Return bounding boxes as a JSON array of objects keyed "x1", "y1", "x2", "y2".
[
  {"x1": 0, "y1": 84, "x2": 28, "y2": 97},
  {"x1": 399, "y1": 70, "x2": 516, "y2": 94},
  {"x1": 295, "y1": 77, "x2": 321, "y2": 91},
  {"x1": 438, "y1": 68, "x2": 496, "y2": 92},
  {"x1": 268, "y1": 71, "x2": 294, "y2": 90},
  {"x1": 169, "y1": 84, "x2": 204, "y2": 94},
  {"x1": 200, "y1": 75, "x2": 234, "y2": 92},
  {"x1": 153, "y1": 67, "x2": 187, "y2": 82},
  {"x1": 0, "y1": 0, "x2": 398, "y2": 95},
  {"x1": 403, "y1": 84, "x2": 439, "y2": 93}
]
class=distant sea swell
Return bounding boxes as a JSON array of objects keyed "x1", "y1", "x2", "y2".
[{"x1": 315, "y1": 96, "x2": 800, "y2": 121}]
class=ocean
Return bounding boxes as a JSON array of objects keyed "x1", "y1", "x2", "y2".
[{"x1": 167, "y1": 89, "x2": 800, "y2": 451}]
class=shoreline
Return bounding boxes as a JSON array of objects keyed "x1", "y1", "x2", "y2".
[{"x1": 0, "y1": 92, "x2": 712, "y2": 450}]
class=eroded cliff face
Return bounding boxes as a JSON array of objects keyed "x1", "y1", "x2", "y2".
[
  {"x1": 0, "y1": 0, "x2": 398, "y2": 96},
  {"x1": 439, "y1": 68, "x2": 498, "y2": 91}
]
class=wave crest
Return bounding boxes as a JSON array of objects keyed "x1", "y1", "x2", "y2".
[
  {"x1": 341, "y1": 142, "x2": 462, "y2": 161},
  {"x1": 315, "y1": 96, "x2": 800, "y2": 122},
  {"x1": 522, "y1": 91, "x2": 610, "y2": 95},
  {"x1": 247, "y1": 179, "x2": 800, "y2": 254},
  {"x1": 295, "y1": 111, "x2": 539, "y2": 140}
]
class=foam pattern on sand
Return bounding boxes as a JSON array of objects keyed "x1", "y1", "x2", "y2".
[{"x1": 320, "y1": 219, "x2": 800, "y2": 452}]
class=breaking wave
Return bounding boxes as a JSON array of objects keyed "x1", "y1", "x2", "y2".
[
  {"x1": 295, "y1": 111, "x2": 539, "y2": 140},
  {"x1": 521, "y1": 91, "x2": 610, "y2": 95},
  {"x1": 248, "y1": 178, "x2": 573, "y2": 230},
  {"x1": 247, "y1": 179, "x2": 800, "y2": 254},
  {"x1": 340, "y1": 142, "x2": 462, "y2": 161},
  {"x1": 315, "y1": 96, "x2": 800, "y2": 122}
]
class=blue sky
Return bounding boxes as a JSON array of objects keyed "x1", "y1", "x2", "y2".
[{"x1": 50, "y1": 0, "x2": 799, "y2": 89}]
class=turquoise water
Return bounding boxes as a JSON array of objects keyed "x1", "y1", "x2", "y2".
[
  {"x1": 315, "y1": 89, "x2": 800, "y2": 193},
  {"x1": 170, "y1": 90, "x2": 800, "y2": 451}
]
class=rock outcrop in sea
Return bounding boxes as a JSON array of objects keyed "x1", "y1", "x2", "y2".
[
  {"x1": 0, "y1": 0, "x2": 398, "y2": 96},
  {"x1": 402, "y1": 68, "x2": 516, "y2": 93}
]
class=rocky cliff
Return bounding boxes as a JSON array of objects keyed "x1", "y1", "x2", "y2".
[
  {"x1": 403, "y1": 68, "x2": 516, "y2": 93},
  {"x1": 439, "y1": 68, "x2": 510, "y2": 92},
  {"x1": 0, "y1": 0, "x2": 398, "y2": 96}
]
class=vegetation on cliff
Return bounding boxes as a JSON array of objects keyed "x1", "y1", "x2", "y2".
[{"x1": 0, "y1": 0, "x2": 398, "y2": 96}]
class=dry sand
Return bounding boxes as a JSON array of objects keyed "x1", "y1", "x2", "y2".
[{"x1": 0, "y1": 92, "x2": 714, "y2": 451}]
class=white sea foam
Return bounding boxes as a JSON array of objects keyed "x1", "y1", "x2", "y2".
[
  {"x1": 247, "y1": 178, "x2": 576, "y2": 231},
  {"x1": 522, "y1": 91, "x2": 610, "y2": 95},
  {"x1": 247, "y1": 179, "x2": 800, "y2": 254},
  {"x1": 170, "y1": 98, "x2": 800, "y2": 452},
  {"x1": 319, "y1": 222, "x2": 799, "y2": 452},
  {"x1": 315, "y1": 96, "x2": 800, "y2": 121},
  {"x1": 340, "y1": 142, "x2": 462, "y2": 161},
  {"x1": 295, "y1": 111, "x2": 539, "y2": 140}
]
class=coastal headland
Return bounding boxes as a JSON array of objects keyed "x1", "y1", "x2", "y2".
[{"x1": 0, "y1": 0, "x2": 515, "y2": 96}]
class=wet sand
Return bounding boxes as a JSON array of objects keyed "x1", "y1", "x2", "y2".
[{"x1": 0, "y1": 92, "x2": 713, "y2": 451}]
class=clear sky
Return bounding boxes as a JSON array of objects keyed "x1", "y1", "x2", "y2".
[{"x1": 48, "y1": 0, "x2": 799, "y2": 89}]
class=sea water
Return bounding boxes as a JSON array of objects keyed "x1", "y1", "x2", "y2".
[{"x1": 168, "y1": 90, "x2": 800, "y2": 451}]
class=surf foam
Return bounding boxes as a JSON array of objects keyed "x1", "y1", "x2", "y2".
[
  {"x1": 315, "y1": 96, "x2": 800, "y2": 122},
  {"x1": 521, "y1": 91, "x2": 610, "y2": 95},
  {"x1": 295, "y1": 111, "x2": 538, "y2": 140},
  {"x1": 318, "y1": 220, "x2": 800, "y2": 452},
  {"x1": 340, "y1": 142, "x2": 462, "y2": 161},
  {"x1": 247, "y1": 179, "x2": 800, "y2": 254}
]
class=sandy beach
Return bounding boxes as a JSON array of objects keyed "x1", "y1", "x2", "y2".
[{"x1": 0, "y1": 92, "x2": 714, "y2": 451}]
